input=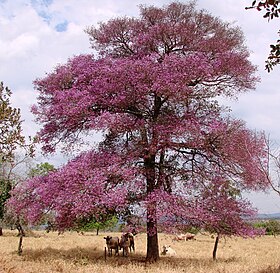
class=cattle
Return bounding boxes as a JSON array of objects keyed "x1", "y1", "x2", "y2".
[
  {"x1": 161, "y1": 245, "x2": 176, "y2": 256},
  {"x1": 119, "y1": 232, "x2": 135, "y2": 256},
  {"x1": 172, "y1": 233, "x2": 195, "y2": 241},
  {"x1": 185, "y1": 233, "x2": 195, "y2": 240},
  {"x1": 104, "y1": 236, "x2": 119, "y2": 256},
  {"x1": 126, "y1": 232, "x2": 135, "y2": 253}
]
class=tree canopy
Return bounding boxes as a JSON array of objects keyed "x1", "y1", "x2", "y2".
[{"x1": 8, "y1": 2, "x2": 269, "y2": 262}]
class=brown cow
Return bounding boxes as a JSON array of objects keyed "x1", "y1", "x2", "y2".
[
  {"x1": 119, "y1": 233, "x2": 135, "y2": 256},
  {"x1": 104, "y1": 236, "x2": 119, "y2": 256}
]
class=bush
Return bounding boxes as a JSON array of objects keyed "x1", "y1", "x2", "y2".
[{"x1": 253, "y1": 220, "x2": 280, "y2": 236}]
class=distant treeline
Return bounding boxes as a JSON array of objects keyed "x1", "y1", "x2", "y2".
[{"x1": 253, "y1": 220, "x2": 280, "y2": 236}]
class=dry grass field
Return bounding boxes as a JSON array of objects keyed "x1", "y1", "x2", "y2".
[{"x1": 0, "y1": 229, "x2": 280, "y2": 273}]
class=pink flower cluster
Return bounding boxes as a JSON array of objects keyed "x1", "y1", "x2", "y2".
[{"x1": 8, "y1": 151, "x2": 137, "y2": 229}]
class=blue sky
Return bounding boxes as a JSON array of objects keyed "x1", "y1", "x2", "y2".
[{"x1": 0, "y1": 0, "x2": 280, "y2": 213}]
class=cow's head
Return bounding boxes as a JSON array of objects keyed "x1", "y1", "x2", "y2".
[
  {"x1": 162, "y1": 245, "x2": 171, "y2": 254},
  {"x1": 104, "y1": 236, "x2": 112, "y2": 243}
]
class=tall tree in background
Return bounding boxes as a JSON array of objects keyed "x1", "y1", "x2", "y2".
[
  {"x1": 0, "y1": 82, "x2": 25, "y2": 161},
  {"x1": 8, "y1": 2, "x2": 269, "y2": 262},
  {"x1": 0, "y1": 81, "x2": 24, "y2": 230},
  {"x1": 0, "y1": 82, "x2": 34, "y2": 235},
  {"x1": 246, "y1": 0, "x2": 280, "y2": 71}
]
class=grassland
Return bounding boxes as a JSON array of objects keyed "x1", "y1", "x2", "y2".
[{"x1": 0, "y1": 229, "x2": 280, "y2": 273}]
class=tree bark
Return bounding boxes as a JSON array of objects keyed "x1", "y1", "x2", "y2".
[
  {"x1": 213, "y1": 234, "x2": 220, "y2": 261},
  {"x1": 146, "y1": 202, "x2": 160, "y2": 262},
  {"x1": 16, "y1": 222, "x2": 25, "y2": 256},
  {"x1": 16, "y1": 222, "x2": 25, "y2": 237},
  {"x1": 142, "y1": 128, "x2": 160, "y2": 262},
  {"x1": 17, "y1": 234, "x2": 23, "y2": 256}
]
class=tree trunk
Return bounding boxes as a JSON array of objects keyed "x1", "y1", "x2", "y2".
[
  {"x1": 146, "y1": 228, "x2": 159, "y2": 262},
  {"x1": 146, "y1": 202, "x2": 160, "y2": 262},
  {"x1": 142, "y1": 129, "x2": 159, "y2": 262},
  {"x1": 16, "y1": 222, "x2": 25, "y2": 256},
  {"x1": 96, "y1": 226, "x2": 99, "y2": 236},
  {"x1": 213, "y1": 234, "x2": 220, "y2": 261},
  {"x1": 0, "y1": 227, "x2": 3, "y2": 236},
  {"x1": 17, "y1": 234, "x2": 23, "y2": 256},
  {"x1": 16, "y1": 222, "x2": 25, "y2": 237}
]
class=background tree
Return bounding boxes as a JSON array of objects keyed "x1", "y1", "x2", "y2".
[
  {"x1": 0, "y1": 82, "x2": 35, "y2": 235},
  {"x1": 29, "y1": 162, "x2": 55, "y2": 178},
  {"x1": 78, "y1": 214, "x2": 118, "y2": 235},
  {"x1": 0, "y1": 152, "x2": 33, "y2": 220},
  {"x1": 253, "y1": 219, "x2": 280, "y2": 236},
  {"x1": 266, "y1": 219, "x2": 279, "y2": 236},
  {"x1": 8, "y1": 2, "x2": 269, "y2": 262},
  {"x1": 0, "y1": 82, "x2": 25, "y2": 161},
  {"x1": 259, "y1": 137, "x2": 280, "y2": 207},
  {"x1": 246, "y1": 0, "x2": 280, "y2": 71},
  {"x1": 195, "y1": 176, "x2": 263, "y2": 260}
]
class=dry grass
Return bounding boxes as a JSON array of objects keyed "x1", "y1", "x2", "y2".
[{"x1": 0, "y1": 230, "x2": 280, "y2": 273}]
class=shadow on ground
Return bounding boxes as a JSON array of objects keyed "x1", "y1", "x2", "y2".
[
  {"x1": 257, "y1": 266, "x2": 280, "y2": 273},
  {"x1": 20, "y1": 246, "x2": 240, "y2": 269}
]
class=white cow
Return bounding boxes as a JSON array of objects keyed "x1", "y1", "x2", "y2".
[
  {"x1": 161, "y1": 245, "x2": 176, "y2": 256},
  {"x1": 172, "y1": 233, "x2": 195, "y2": 241}
]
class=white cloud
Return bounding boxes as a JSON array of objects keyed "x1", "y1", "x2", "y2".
[{"x1": 0, "y1": 33, "x2": 39, "y2": 59}]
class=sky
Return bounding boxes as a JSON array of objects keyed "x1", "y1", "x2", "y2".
[{"x1": 0, "y1": 0, "x2": 280, "y2": 214}]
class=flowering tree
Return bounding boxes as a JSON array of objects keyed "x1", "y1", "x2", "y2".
[
  {"x1": 195, "y1": 176, "x2": 264, "y2": 260},
  {"x1": 8, "y1": 2, "x2": 269, "y2": 261}
]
